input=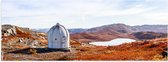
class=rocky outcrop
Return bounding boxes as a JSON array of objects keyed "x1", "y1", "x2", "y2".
[
  {"x1": 1, "y1": 24, "x2": 32, "y2": 36},
  {"x1": 2, "y1": 25, "x2": 17, "y2": 36},
  {"x1": 1, "y1": 24, "x2": 48, "y2": 49}
]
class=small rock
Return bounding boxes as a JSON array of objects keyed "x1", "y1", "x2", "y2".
[{"x1": 18, "y1": 38, "x2": 23, "y2": 43}]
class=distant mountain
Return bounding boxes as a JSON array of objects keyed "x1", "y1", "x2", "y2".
[
  {"x1": 34, "y1": 24, "x2": 167, "y2": 34},
  {"x1": 68, "y1": 28, "x2": 87, "y2": 34},
  {"x1": 71, "y1": 23, "x2": 167, "y2": 42},
  {"x1": 35, "y1": 28, "x2": 87, "y2": 34},
  {"x1": 33, "y1": 28, "x2": 49, "y2": 33},
  {"x1": 32, "y1": 24, "x2": 167, "y2": 42},
  {"x1": 133, "y1": 25, "x2": 167, "y2": 33},
  {"x1": 86, "y1": 23, "x2": 168, "y2": 33},
  {"x1": 87, "y1": 23, "x2": 136, "y2": 33},
  {"x1": 71, "y1": 24, "x2": 136, "y2": 42}
]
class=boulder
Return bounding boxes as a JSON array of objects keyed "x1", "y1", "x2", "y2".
[{"x1": 2, "y1": 25, "x2": 17, "y2": 36}]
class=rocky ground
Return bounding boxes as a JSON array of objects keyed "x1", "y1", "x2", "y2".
[
  {"x1": 1, "y1": 25, "x2": 168, "y2": 61},
  {"x1": 2, "y1": 38, "x2": 168, "y2": 61}
]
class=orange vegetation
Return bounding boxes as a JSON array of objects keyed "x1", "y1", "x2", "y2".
[
  {"x1": 73, "y1": 38, "x2": 167, "y2": 60},
  {"x1": 15, "y1": 27, "x2": 32, "y2": 38}
]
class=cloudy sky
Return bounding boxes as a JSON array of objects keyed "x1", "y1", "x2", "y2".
[{"x1": 2, "y1": 0, "x2": 168, "y2": 29}]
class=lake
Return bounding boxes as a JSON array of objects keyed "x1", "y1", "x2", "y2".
[{"x1": 89, "y1": 38, "x2": 136, "y2": 46}]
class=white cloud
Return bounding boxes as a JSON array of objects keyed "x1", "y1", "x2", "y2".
[{"x1": 2, "y1": 0, "x2": 168, "y2": 28}]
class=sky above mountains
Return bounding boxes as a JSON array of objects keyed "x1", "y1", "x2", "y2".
[{"x1": 2, "y1": 0, "x2": 168, "y2": 29}]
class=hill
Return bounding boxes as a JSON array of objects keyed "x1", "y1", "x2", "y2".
[
  {"x1": 71, "y1": 24, "x2": 167, "y2": 42},
  {"x1": 134, "y1": 25, "x2": 167, "y2": 33}
]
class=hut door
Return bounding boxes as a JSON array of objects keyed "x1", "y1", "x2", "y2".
[{"x1": 52, "y1": 29, "x2": 62, "y2": 48}]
